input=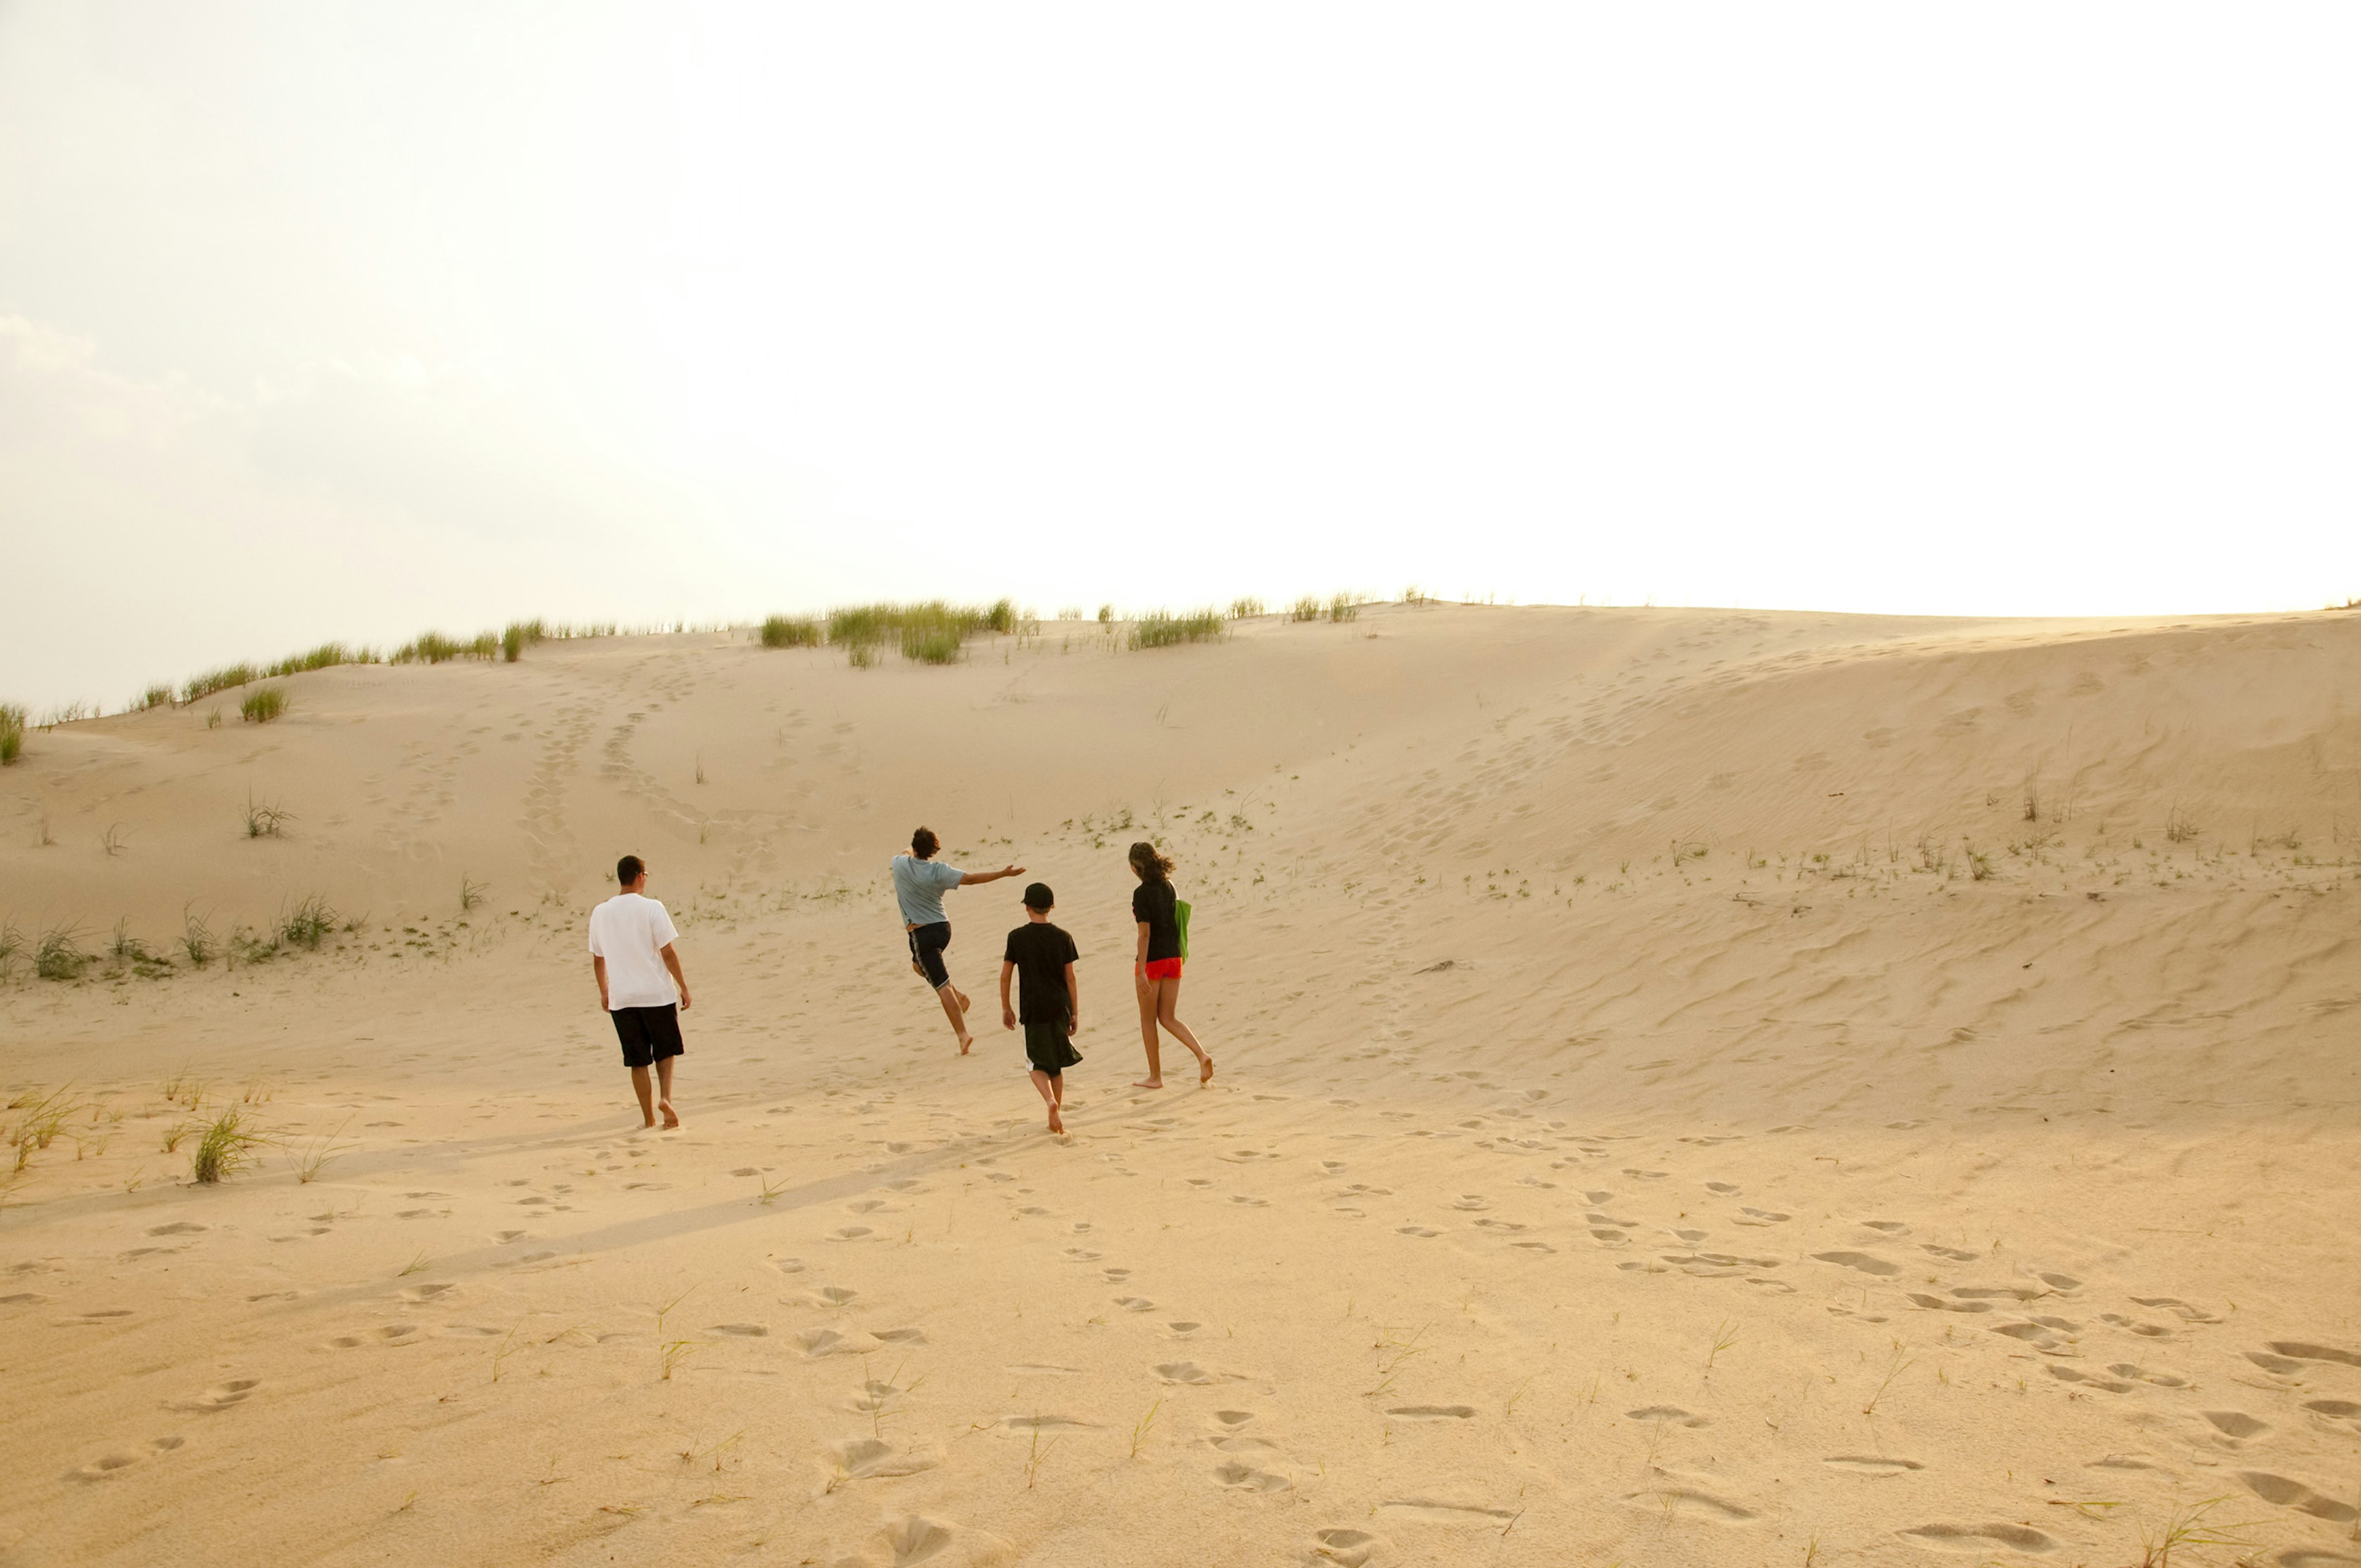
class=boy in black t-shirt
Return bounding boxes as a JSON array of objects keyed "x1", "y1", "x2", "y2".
[{"x1": 1000, "y1": 882, "x2": 1082, "y2": 1134}]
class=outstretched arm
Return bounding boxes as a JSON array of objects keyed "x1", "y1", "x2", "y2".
[
  {"x1": 956, "y1": 864, "x2": 1026, "y2": 886},
  {"x1": 659, "y1": 941, "x2": 692, "y2": 1011}
]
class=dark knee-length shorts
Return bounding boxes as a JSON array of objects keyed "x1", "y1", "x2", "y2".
[
  {"x1": 609, "y1": 1003, "x2": 684, "y2": 1069},
  {"x1": 908, "y1": 921, "x2": 953, "y2": 988}
]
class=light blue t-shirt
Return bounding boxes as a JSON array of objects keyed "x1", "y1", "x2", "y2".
[{"x1": 891, "y1": 853, "x2": 965, "y2": 926}]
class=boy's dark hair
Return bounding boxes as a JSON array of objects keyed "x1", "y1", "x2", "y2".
[
  {"x1": 1128, "y1": 841, "x2": 1174, "y2": 882},
  {"x1": 1022, "y1": 881, "x2": 1054, "y2": 910},
  {"x1": 911, "y1": 826, "x2": 939, "y2": 859},
  {"x1": 617, "y1": 854, "x2": 644, "y2": 886}
]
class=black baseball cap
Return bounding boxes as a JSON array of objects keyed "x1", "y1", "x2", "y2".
[{"x1": 1022, "y1": 881, "x2": 1054, "y2": 910}]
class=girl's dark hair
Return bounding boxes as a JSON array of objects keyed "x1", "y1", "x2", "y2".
[
  {"x1": 911, "y1": 826, "x2": 939, "y2": 859},
  {"x1": 1128, "y1": 841, "x2": 1174, "y2": 882}
]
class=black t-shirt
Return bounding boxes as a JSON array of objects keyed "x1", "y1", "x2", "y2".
[
  {"x1": 1131, "y1": 879, "x2": 1181, "y2": 963},
  {"x1": 1003, "y1": 922, "x2": 1079, "y2": 1022}
]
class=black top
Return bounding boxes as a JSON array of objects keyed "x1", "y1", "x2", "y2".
[
  {"x1": 1003, "y1": 921, "x2": 1079, "y2": 1022},
  {"x1": 1131, "y1": 878, "x2": 1181, "y2": 963}
]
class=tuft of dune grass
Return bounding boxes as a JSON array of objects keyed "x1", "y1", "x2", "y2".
[
  {"x1": 0, "y1": 704, "x2": 22, "y2": 765},
  {"x1": 240, "y1": 687, "x2": 287, "y2": 723},
  {"x1": 1131, "y1": 610, "x2": 1225, "y2": 650},
  {"x1": 759, "y1": 615, "x2": 823, "y2": 648},
  {"x1": 184, "y1": 664, "x2": 259, "y2": 702}
]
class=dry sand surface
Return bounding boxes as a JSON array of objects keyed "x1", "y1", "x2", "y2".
[{"x1": 3, "y1": 602, "x2": 2358, "y2": 1568}]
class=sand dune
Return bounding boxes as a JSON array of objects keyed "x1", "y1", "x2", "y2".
[{"x1": 3, "y1": 603, "x2": 2357, "y2": 1567}]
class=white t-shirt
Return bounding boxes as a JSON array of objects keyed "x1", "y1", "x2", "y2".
[{"x1": 587, "y1": 892, "x2": 681, "y2": 1011}]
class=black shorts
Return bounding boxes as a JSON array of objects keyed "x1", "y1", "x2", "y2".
[
  {"x1": 908, "y1": 921, "x2": 953, "y2": 988},
  {"x1": 609, "y1": 1004, "x2": 684, "y2": 1069},
  {"x1": 1022, "y1": 1015, "x2": 1081, "y2": 1076}
]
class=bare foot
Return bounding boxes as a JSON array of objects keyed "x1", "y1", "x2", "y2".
[
  {"x1": 956, "y1": 1034, "x2": 974, "y2": 1055},
  {"x1": 658, "y1": 1100, "x2": 681, "y2": 1130},
  {"x1": 1047, "y1": 1106, "x2": 1064, "y2": 1134},
  {"x1": 641, "y1": 1117, "x2": 657, "y2": 1129},
  {"x1": 1133, "y1": 1078, "x2": 1163, "y2": 1089},
  {"x1": 1198, "y1": 1055, "x2": 1215, "y2": 1085},
  {"x1": 956, "y1": 990, "x2": 973, "y2": 1015}
]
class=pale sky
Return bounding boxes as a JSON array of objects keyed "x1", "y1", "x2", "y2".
[{"x1": 4, "y1": 2, "x2": 2357, "y2": 711}]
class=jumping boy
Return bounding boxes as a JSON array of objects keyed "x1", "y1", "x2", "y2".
[
  {"x1": 1000, "y1": 881, "x2": 1081, "y2": 1134},
  {"x1": 893, "y1": 826, "x2": 1025, "y2": 1054},
  {"x1": 588, "y1": 854, "x2": 692, "y2": 1129}
]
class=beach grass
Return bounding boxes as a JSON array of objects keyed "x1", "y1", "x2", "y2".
[
  {"x1": 1289, "y1": 595, "x2": 1321, "y2": 623},
  {"x1": 279, "y1": 896, "x2": 337, "y2": 951},
  {"x1": 1131, "y1": 610, "x2": 1225, "y2": 650},
  {"x1": 35, "y1": 924, "x2": 92, "y2": 982},
  {"x1": 184, "y1": 664, "x2": 259, "y2": 702},
  {"x1": 759, "y1": 615, "x2": 823, "y2": 648},
  {"x1": 240, "y1": 686, "x2": 288, "y2": 723},
  {"x1": 0, "y1": 704, "x2": 21, "y2": 765},
  {"x1": 1228, "y1": 597, "x2": 1264, "y2": 620},
  {"x1": 190, "y1": 1108, "x2": 267, "y2": 1184}
]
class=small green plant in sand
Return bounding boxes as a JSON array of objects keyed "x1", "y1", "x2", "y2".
[
  {"x1": 1289, "y1": 594, "x2": 1322, "y2": 623},
  {"x1": 654, "y1": 1283, "x2": 700, "y2": 1381},
  {"x1": 291, "y1": 1118, "x2": 352, "y2": 1183},
  {"x1": 2165, "y1": 805, "x2": 2201, "y2": 844},
  {"x1": 0, "y1": 703, "x2": 24, "y2": 765},
  {"x1": 1130, "y1": 609, "x2": 1225, "y2": 650},
  {"x1": 183, "y1": 663, "x2": 258, "y2": 702},
  {"x1": 190, "y1": 1108, "x2": 269, "y2": 1183},
  {"x1": 500, "y1": 621, "x2": 547, "y2": 663},
  {"x1": 181, "y1": 912, "x2": 218, "y2": 967},
  {"x1": 1127, "y1": 1397, "x2": 1163, "y2": 1459},
  {"x1": 35, "y1": 924, "x2": 92, "y2": 982},
  {"x1": 1328, "y1": 591, "x2": 1362, "y2": 623},
  {"x1": 2131, "y1": 1497, "x2": 2255, "y2": 1567},
  {"x1": 0, "y1": 919, "x2": 20, "y2": 979},
  {"x1": 279, "y1": 896, "x2": 337, "y2": 951},
  {"x1": 1022, "y1": 1416, "x2": 1058, "y2": 1489},
  {"x1": 1704, "y1": 1318, "x2": 1739, "y2": 1381},
  {"x1": 460, "y1": 876, "x2": 488, "y2": 912},
  {"x1": 1227, "y1": 597, "x2": 1264, "y2": 620},
  {"x1": 759, "y1": 615, "x2": 822, "y2": 648},
  {"x1": 242, "y1": 798, "x2": 290, "y2": 845},
  {"x1": 239, "y1": 686, "x2": 287, "y2": 723},
  {"x1": 1862, "y1": 1341, "x2": 1915, "y2": 1416}
]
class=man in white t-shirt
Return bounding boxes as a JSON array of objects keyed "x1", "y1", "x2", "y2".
[{"x1": 588, "y1": 854, "x2": 694, "y2": 1129}]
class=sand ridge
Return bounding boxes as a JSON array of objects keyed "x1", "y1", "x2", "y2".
[{"x1": 2, "y1": 603, "x2": 2357, "y2": 1566}]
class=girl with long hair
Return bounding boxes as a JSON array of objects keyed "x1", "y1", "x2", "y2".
[{"x1": 1128, "y1": 840, "x2": 1212, "y2": 1088}]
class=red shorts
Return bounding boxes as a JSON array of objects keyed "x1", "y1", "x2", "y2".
[{"x1": 1142, "y1": 958, "x2": 1184, "y2": 982}]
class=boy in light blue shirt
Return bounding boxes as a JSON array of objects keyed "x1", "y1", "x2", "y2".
[{"x1": 892, "y1": 825, "x2": 1024, "y2": 1054}]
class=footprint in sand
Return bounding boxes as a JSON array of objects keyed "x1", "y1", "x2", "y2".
[
  {"x1": 1511, "y1": 1241, "x2": 1557, "y2": 1255},
  {"x1": 1897, "y1": 1522, "x2": 2056, "y2": 1552},
  {"x1": 1704, "y1": 1181, "x2": 1739, "y2": 1195},
  {"x1": 146, "y1": 1222, "x2": 208, "y2": 1236},
  {"x1": 1922, "y1": 1243, "x2": 1979, "y2": 1261},
  {"x1": 1624, "y1": 1487, "x2": 1756, "y2": 1522},
  {"x1": 1385, "y1": 1405, "x2": 1474, "y2": 1421},
  {"x1": 1212, "y1": 1459, "x2": 1291, "y2": 1492},
  {"x1": 1157, "y1": 1361, "x2": 1216, "y2": 1385},
  {"x1": 2130, "y1": 1295, "x2": 2221, "y2": 1323},
  {"x1": 2201, "y1": 1411, "x2": 2268, "y2": 1443},
  {"x1": 400, "y1": 1283, "x2": 456, "y2": 1304},
  {"x1": 769, "y1": 1256, "x2": 806, "y2": 1274},
  {"x1": 69, "y1": 1436, "x2": 184, "y2": 1481},
  {"x1": 1000, "y1": 1414, "x2": 1099, "y2": 1431},
  {"x1": 872, "y1": 1328, "x2": 924, "y2": 1344},
  {"x1": 828, "y1": 1436, "x2": 938, "y2": 1479},
  {"x1": 2266, "y1": 1339, "x2": 2361, "y2": 1368},
  {"x1": 709, "y1": 1322, "x2": 768, "y2": 1336},
  {"x1": 2303, "y1": 1400, "x2": 2361, "y2": 1432},
  {"x1": 1312, "y1": 1527, "x2": 1385, "y2": 1567},
  {"x1": 1165, "y1": 1322, "x2": 1201, "y2": 1338},
  {"x1": 2046, "y1": 1365, "x2": 2134, "y2": 1393},
  {"x1": 1185, "y1": 1178, "x2": 1215, "y2": 1189},
  {"x1": 1813, "y1": 1251, "x2": 1902, "y2": 1276},
  {"x1": 1910, "y1": 1294, "x2": 1995, "y2": 1314},
  {"x1": 1824, "y1": 1454, "x2": 1924, "y2": 1474},
  {"x1": 813, "y1": 1285, "x2": 860, "y2": 1307},
  {"x1": 173, "y1": 1379, "x2": 259, "y2": 1412},
  {"x1": 863, "y1": 1513, "x2": 1010, "y2": 1568},
  {"x1": 1113, "y1": 1296, "x2": 1157, "y2": 1312},
  {"x1": 1627, "y1": 1406, "x2": 1710, "y2": 1427},
  {"x1": 830, "y1": 1226, "x2": 874, "y2": 1241},
  {"x1": 1397, "y1": 1226, "x2": 1439, "y2": 1239},
  {"x1": 1379, "y1": 1500, "x2": 1515, "y2": 1526},
  {"x1": 2238, "y1": 1471, "x2": 2360, "y2": 1523},
  {"x1": 1449, "y1": 1195, "x2": 1490, "y2": 1211},
  {"x1": 1062, "y1": 1247, "x2": 1102, "y2": 1262}
]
